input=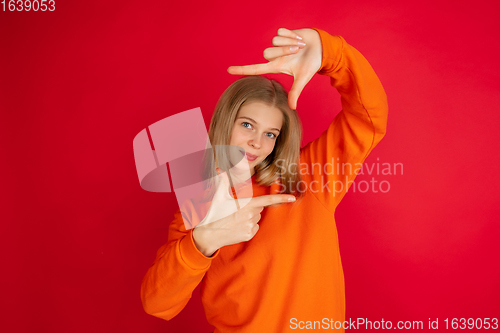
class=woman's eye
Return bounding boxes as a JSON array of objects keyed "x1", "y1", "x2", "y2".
[
  {"x1": 266, "y1": 133, "x2": 277, "y2": 139},
  {"x1": 242, "y1": 122, "x2": 252, "y2": 129}
]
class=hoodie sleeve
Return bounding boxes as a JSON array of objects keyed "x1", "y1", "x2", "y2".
[
  {"x1": 140, "y1": 208, "x2": 221, "y2": 320},
  {"x1": 299, "y1": 28, "x2": 388, "y2": 212}
]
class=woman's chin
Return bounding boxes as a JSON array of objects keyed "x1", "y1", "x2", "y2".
[
  {"x1": 229, "y1": 160, "x2": 253, "y2": 177},
  {"x1": 232, "y1": 163, "x2": 251, "y2": 172}
]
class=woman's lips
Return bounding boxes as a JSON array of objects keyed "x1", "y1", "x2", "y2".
[
  {"x1": 238, "y1": 149, "x2": 258, "y2": 161},
  {"x1": 245, "y1": 152, "x2": 257, "y2": 161}
]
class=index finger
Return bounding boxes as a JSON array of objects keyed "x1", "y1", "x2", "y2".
[
  {"x1": 227, "y1": 62, "x2": 276, "y2": 76},
  {"x1": 248, "y1": 194, "x2": 296, "y2": 207},
  {"x1": 277, "y1": 27, "x2": 302, "y2": 40}
]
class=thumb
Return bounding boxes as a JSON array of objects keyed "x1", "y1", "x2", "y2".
[
  {"x1": 288, "y1": 75, "x2": 309, "y2": 110},
  {"x1": 214, "y1": 168, "x2": 232, "y2": 199}
]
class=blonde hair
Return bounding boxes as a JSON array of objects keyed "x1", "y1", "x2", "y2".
[{"x1": 206, "y1": 76, "x2": 303, "y2": 196}]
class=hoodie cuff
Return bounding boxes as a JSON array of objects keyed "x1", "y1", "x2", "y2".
[
  {"x1": 179, "y1": 229, "x2": 221, "y2": 270},
  {"x1": 310, "y1": 28, "x2": 345, "y2": 75}
]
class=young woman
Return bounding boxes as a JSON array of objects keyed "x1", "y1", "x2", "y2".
[{"x1": 141, "y1": 27, "x2": 388, "y2": 332}]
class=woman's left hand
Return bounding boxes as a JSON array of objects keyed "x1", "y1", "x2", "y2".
[{"x1": 227, "y1": 27, "x2": 322, "y2": 110}]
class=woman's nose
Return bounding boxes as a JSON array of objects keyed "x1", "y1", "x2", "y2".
[{"x1": 249, "y1": 134, "x2": 261, "y2": 149}]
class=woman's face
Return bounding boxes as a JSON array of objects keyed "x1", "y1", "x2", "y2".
[{"x1": 229, "y1": 101, "x2": 283, "y2": 175}]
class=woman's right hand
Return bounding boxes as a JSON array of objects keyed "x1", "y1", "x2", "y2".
[{"x1": 192, "y1": 170, "x2": 296, "y2": 257}]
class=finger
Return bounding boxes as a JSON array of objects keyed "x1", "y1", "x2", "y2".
[
  {"x1": 251, "y1": 213, "x2": 262, "y2": 224},
  {"x1": 248, "y1": 194, "x2": 296, "y2": 208},
  {"x1": 227, "y1": 62, "x2": 277, "y2": 76},
  {"x1": 272, "y1": 36, "x2": 306, "y2": 48},
  {"x1": 288, "y1": 74, "x2": 311, "y2": 110},
  {"x1": 237, "y1": 207, "x2": 262, "y2": 222},
  {"x1": 245, "y1": 206, "x2": 264, "y2": 216},
  {"x1": 263, "y1": 45, "x2": 300, "y2": 62},
  {"x1": 277, "y1": 27, "x2": 303, "y2": 40},
  {"x1": 213, "y1": 168, "x2": 232, "y2": 199}
]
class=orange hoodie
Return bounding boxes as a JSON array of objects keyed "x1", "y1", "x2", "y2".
[{"x1": 140, "y1": 28, "x2": 388, "y2": 332}]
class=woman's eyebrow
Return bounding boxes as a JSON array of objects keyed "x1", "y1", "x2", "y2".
[{"x1": 237, "y1": 116, "x2": 281, "y2": 132}]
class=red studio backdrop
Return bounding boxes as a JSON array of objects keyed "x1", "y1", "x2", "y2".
[{"x1": 1, "y1": 0, "x2": 499, "y2": 332}]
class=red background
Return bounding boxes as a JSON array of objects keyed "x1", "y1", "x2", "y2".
[{"x1": 1, "y1": 0, "x2": 499, "y2": 331}]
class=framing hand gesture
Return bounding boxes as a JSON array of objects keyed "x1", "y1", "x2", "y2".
[
  {"x1": 193, "y1": 169, "x2": 296, "y2": 257},
  {"x1": 227, "y1": 28, "x2": 322, "y2": 110}
]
